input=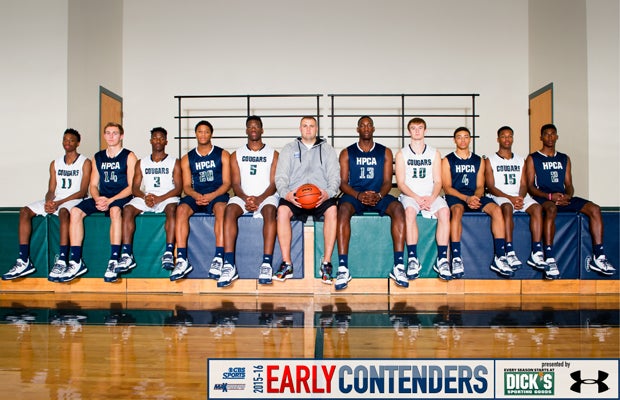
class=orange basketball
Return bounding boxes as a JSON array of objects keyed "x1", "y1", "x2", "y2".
[{"x1": 295, "y1": 183, "x2": 321, "y2": 209}]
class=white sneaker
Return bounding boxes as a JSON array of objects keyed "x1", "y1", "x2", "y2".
[
  {"x1": 59, "y1": 259, "x2": 88, "y2": 282},
  {"x1": 48, "y1": 258, "x2": 66, "y2": 282},
  {"x1": 170, "y1": 257, "x2": 193, "y2": 281},
  {"x1": 389, "y1": 264, "x2": 409, "y2": 288},
  {"x1": 258, "y1": 263, "x2": 272, "y2": 285},
  {"x1": 490, "y1": 255, "x2": 515, "y2": 278},
  {"x1": 434, "y1": 258, "x2": 452, "y2": 280},
  {"x1": 161, "y1": 251, "x2": 174, "y2": 271},
  {"x1": 588, "y1": 255, "x2": 616, "y2": 276},
  {"x1": 406, "y1": 256, "x2": 420, "y2": 279},
  {"x1": 104, "y1": 260, "x2": 119, "y2": 283},
  {"x1": 115, "y1": 253, "x2": 136, "y2": 274},
  {"x1": 527, "y1": 251, "x2": 548, "y2": 270},
  {"x1": 451, "y1": 257, "x2": 464, "y2": 279},
  {"x1": 208, "y1": 256, "x2": 223, "y2": 279},
  {"x1": 505, "y1": 251, "x2": 522, "y2": 270},
  {"x1": 544, "y1": 258, "x2": 560, "y2": 280},
  {"x1": 334, "y1": 266, "x2": 351, "y2": 290},
  {"x1": 217, "y1": 263, "x2": 238, "y2": 287},
  {"x1": 2, "y1": 258, "x2": 35, "y2": 280}
]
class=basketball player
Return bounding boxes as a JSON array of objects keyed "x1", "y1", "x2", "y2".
[
  {"x1": 395, "y1": 117, "x2": 450, "y2": 283},
  {"x1": 171, "y1": 120, "x2": 231, "y2": 281},
  {"x1": 275, "y1": 116, "x2": 340, "y2": 282},
  {"x1": 64, "y1": 122, "x2": 138, "y2": 283},
  {"x1": 484, "y1": 126, "x2": 548, "y2": 275},
  {"x1": 112, "y1": 127, "x2": 182, "y2": 282},
  {"x1": 336, "y1": 116, "x2": 405, "y2": 290},
  {"x1": 220, "y1": 116, "x2": 279, "y2": 287},
  {"x1": 441, "y1": 127, "x2": 513, "y2": 279},
  {"x1": 2, "y1": 129, "x2": 91, "y2": 281},
  {"x1": 526, "y1": 123, "x2": 615, "y2": 277}
]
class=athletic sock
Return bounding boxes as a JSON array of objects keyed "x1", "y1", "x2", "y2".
[
  {"x1": 407, "y1": 244, "x2": 417, "y2": 258},
  {"x1": 263, "y1": 254, "x2": 273, "y2": 265},
  {"x1": 121, "y1": 243, "x2": 133, "y2": 255},
  {"x1": 394, "y1": 251, "x2": 404, "y2": 266},
  {"x1": 18, "y1": 244, "x2": 29, "y2": 261},
  {"x1": 451, "y1": 242, "x2": 461, "y2": 259},
  {"x1": 494, "y1": 238, "x2": 506, "y2": 257},
  {"x1": 437, "y1": 245, "x2": 448, "y2": 260},
  {"x1": 505, "y1": 242, "x2": 514, "y2": 253},
  {"x1": 69, "y1": 246, "x2": 82, "y2": 262},
  {"x1": 176, "y1": 248, "x2": 187, "y2": 260},
  {"x1": 215, "y1": 246, "x2": 224, "y2": 258},
  {"x1": 110, "y1": 245, "x2": 121, "y2": 261},
  {"x1": 532, "y1": 241, "x2": 542, "y2": 253},
  {"x1": 223, "y1": 252, "x2": 235, "y2": 265},
  {"x1": 166, "y1": 243, "x2": 174, "y2": 253},
  {"x1": 58, "y1": 245, "x2": 69, "y2": 261},
  {"x1": 544, "y1": 245, "x2": 555, "y2": 259},
  {"x1": 593, "y1": 244, "x2": 604, "y2": 258},
  {"x1": 338, "y1": 254, "x2": 348, "y2": 268}
]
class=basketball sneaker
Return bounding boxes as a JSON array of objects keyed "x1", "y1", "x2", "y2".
[
  {"x1": 490, "y1": 255, "x2": 514, "y2": 278},
  {"x1": 48, "y1": 257, "x2": 66, "y2": 282},
  {"x1": 104, "y1": 260, "x2": 119, "y2": 283},
  {"x1": 334, "y1": 266, "x2": 351, "y2": 290},
  {"x1": 208, "y1": 256, "x2": 223, "y2": 279},
  {"x1": 115, "y1": 253, "x2": 136, "y2": 274},
  {"x1": 505, "y1": 251, "x2": 522, "y2": 270},
  {"x1": 451, "y1": 257, "x2": 464, "y2": 279},
  {"x1": 544, "y1": 258, "x2": 560, "y2": 280},
  {"x1": 389, "y1": 264, "x2": 409, "y2": 287},
  {"x1": 2, "y1": 258, "x2": 35, "y2": 280},
  {"x1": 526, "y1": 251, "x2": 548, "y2": 271},
  {"x1": 406, "y1": 256, "x2": 420, "y2": 279},
  {"x1": 59, "y1": 259, "x2": 87, "y2": 282},
  {"x1": 434, "y1": 258, "x2": 452, "y2": 280},
  {"x1": 170, "y1": 257, "x2": 193, "y2": 281},
  {"x1": 217, "y1": 263, "x2": 238, "y2": 287},
  {"x1": 273, "y1": 262, "x2": 293, "y2": 281},
  {"x1": 588, "y1": 255, "x2": 616, "y2": 276},
  {"x1": 161, "y1": 251, "x2": 174, "y2": 271},
  {"x1": 258, "y1": 262, "x2": 273, "y2": 285},
  {"x1": 320, "y1": 261, "x2": 333, "y2": 284}
]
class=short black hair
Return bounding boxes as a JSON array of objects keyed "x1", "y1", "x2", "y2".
[
  {"x1": 150, "y1": 127, "x2": 167, "y2": 137},
  {"x1": 540, "y1": 123, "x2": 556, "y2": 134},
  {"x1": 64, "y1": 128, "x2": 80, "y2": 142},
  {"x1": 357, "y1": 115, "x2": 373, "y2": 126},
  {"x1": 246, "y1": 115, "x2": 263, "y2": 128},
  {"x1": 195, "y1": 120, "x2": 214, "y2": 133},
  {"x1": 453, "y1": 126, "x2": 471, "y2": 137},
  {"x1": 497, "y1": 126, "x2": 513, "y2": 136}
]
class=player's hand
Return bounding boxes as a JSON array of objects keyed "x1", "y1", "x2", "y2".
[
  {"x1": 467, "y1": 195, "x2": 481, "y2": 209},
  {"x1": 419, "y1": 196, "x2": 433, "y2": 211},
  {"x1": 95, "y1": 196, "x2": 110, "y2": 211},
  {"x1": 195, "y1": 194, "x2": 210, "y2": 206},
  {"x1": 144, "y1": 193, "x2": 156, "y2": 208},
  {"x1": 316, "y1": 188, "x2": 329, "y2": 206},
  {"x1": 287, "y1": 191, "x2": 302, "y2": 207},
  {"x1": 245, "y1": 196, "x2": 258, "y2": 212},
  {"x1": 555, "y1": 193, "x2": 570, "y2": 206},
  {"x1": 511, "y1": 196, "x2": 524, "y2": 210},
  {"x1": 44, "y1": 200, "x2": 57, "y2": 214}
]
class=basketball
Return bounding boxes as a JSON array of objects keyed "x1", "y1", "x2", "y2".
[{"x1": 295, "y1": 183, "x2": 321, "y2": 209}]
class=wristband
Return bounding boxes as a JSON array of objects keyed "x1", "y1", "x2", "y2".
[
  {"x1": 377, "y1": 192, "x2": 382, "y2": 200},
  {"x1": 548, "y1": 193, "x2": 552, "y2": 201}
]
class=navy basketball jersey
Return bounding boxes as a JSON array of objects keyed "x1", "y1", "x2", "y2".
[
  {"x1": 187, "y1": 146, "x2": 224, "y2": 194},
  {"x1": 347, "y1": 142, "x2": 385, "y2": 193},
  {"x1": 95, "y1": 148, "x2": 131, "y2": 197},
  {"x1": 530, "y1": 151, "x2": 568, "y2": 193},
  {"x1": 446, "y1": 152, "x2": 481, "y2": 196}
]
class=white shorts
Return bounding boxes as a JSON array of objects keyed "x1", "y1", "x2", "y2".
[
  {"x1": 227, "y1": 194, "x2": 279, "y2": 218},
  {"x1": 398, "y1": 194, "x2": 448, "y2": 219},
  {"x1": 487, "y1": 194, "x2": 538, "y2": 212},
  {"x1": 125, "y1": 196, "x2": 180, "y2": 213},
  {"x1": 26, "y1": 199, "x2": 83, "y2": 216}
]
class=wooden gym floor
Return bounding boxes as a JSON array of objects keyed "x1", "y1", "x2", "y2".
[{"x1": 0, "y1": 292, "x2": 618, "y2": 399}]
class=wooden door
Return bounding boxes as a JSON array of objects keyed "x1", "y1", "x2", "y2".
[
  {"x1": 529, "y1": 83, "x2": 553, "y2": 153},
  {"x1": 99, "y1": 87, "x2": 123, "y2": 150}
]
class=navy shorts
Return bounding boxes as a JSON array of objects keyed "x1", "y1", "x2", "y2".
[
  {"x1": 338, "y1": 193, "x2": 398, "y2": 216},
  {"x1": 278, "y1": 197, "x2": 337, "y2": 223},
  {"x1": 532, "y1": 195, "x2": 589, "y2": 213},
  {"x1": 76, "y1": 196, "x2": 133, "y2": 216},
  {"x1": 445, "y1": 194, "x2": 495, "y2": 212},
  {"x1": 179, "y1": 193, "x2": 230, "y2": 214}
]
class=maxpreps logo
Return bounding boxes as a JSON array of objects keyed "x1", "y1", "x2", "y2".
[
  {"x1": 213, "y1": 383, "x2": 246, "y2": 392},
  {"x1": 504, "y1": 371, "x2": 554, "y2": 396}
]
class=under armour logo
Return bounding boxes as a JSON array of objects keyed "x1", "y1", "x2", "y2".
[{"x1": 570, "y1": 370, "x2": 609, "y2": 393}]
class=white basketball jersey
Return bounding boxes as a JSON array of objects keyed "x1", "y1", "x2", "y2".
[
  {"x1": 401, "y1": 144, "x2": 437, "y2": 196},
  {"x1": 236, "y1": 144, "x2": 275, "y2": 196},
  {"x1": 141, "y1": 154, "x2": 177, "y2": 196},
  {"x1": 53, "y1": 154, "x2": 87, "y2": 201},
  {"x1": 487, "y1": 152, "x2": 525, "y2": 196}
]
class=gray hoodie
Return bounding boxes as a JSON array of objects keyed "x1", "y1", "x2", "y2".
[{"x1": 275, "y1": 137, "x2": 340, "y2": 198}]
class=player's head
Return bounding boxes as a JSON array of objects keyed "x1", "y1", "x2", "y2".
[
  {"x1": 497, "y1": 126, "x2": 514, "y2": 149},
  {"x1": 357, "y1": 116, "x2": 375, "y2": 137},
  {"x1": 151, "y1": 126, "x2": 167, "y2": 138},
  {"x1": 195, "y1": 120, "x2": 214, "y2": 134},
  {"x1": 357, "y1": 115, "x2": 374, "y2": 126},
  {"x1": 540, "y1": 123, "x2": 557, "y2": 135},
  {"x1": 64, "y1": 128, "x2": 81, "y2": 142},
  {"x1": 497, "y1": 126, "x2": 513, "y2": 137},
  {"x1": 407, "y1": 117, "x2": 426, "y2": 131},
  {"x1": 246, "y1": 115, "x2": 263, "y2": 128},
  {"x1": 453, "y1": 126, "x2": 470, "y2": 137},
  {"x1": 104, "y1": 122, "x2": 124, "y2": 136}
]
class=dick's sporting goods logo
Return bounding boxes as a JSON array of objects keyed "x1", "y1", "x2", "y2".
[{"x1": 504, "y1": 371, "x2": 554, "y2": 396}]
